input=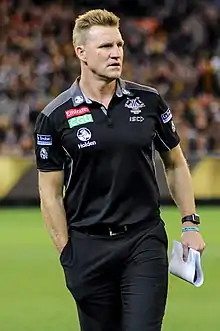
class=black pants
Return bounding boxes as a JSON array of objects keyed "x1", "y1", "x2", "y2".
[{"x1": 60, "y1": 219, "x2": 168, "y2": 331}]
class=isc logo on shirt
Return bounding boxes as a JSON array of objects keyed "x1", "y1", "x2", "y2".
[
  {"x1": 68, "y1": 114, "x2": 94, "y2": 128},
  {"x1": 65, "y1": 107, "x2": 90, "y2": 119}
]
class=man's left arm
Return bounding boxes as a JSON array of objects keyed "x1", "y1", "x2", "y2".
[
  {"x1": 153, "y1": 93, "x2": 205, "y2": 260},
  {"x1": 159, "y1": 144, "x2": 206, "y2": 260}
]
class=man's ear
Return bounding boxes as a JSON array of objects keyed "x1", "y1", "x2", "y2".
[{"x1": 75, "y1": 46, "x2": 87, "y2": 62}]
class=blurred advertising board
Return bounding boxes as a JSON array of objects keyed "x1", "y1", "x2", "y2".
[{"x1": 0, "y1": 155, "x2": 219, "y2": 205}]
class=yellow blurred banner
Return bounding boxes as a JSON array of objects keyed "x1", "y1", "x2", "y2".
[
  {"x1": 192, "y1": 156, "x2": 220, "y2": 198},
  {"x1": 0, "y1": 157, "x2": 33, "y2": 198},
  {"x1": 0, "y1": 155, "x2": 219, "y2": 201}
]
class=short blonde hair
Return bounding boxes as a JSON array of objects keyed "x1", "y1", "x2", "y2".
[{"x1": 72, "y1": 9, "x2": 120, "y2": 46}]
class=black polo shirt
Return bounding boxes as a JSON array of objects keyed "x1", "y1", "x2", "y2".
[{"x1": 34, "y1": 78, "x2": 180, "y2": 228}]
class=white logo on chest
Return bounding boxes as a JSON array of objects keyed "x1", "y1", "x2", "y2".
[
  {"x1": 129, "y1": 116, "x2": 144, "y2": 122},
  {"x1": 76, "y1": 127, "x2": 96, "y2": 149},
  {"x1": 125, "y1": 97, "x2": 145, "y2": 114}
]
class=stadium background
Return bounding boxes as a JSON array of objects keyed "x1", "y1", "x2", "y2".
[{"x1": 0, "y1": 0, "x2": 219, "y2": 330}]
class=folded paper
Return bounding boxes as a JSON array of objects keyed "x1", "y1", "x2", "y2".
[{"x1": 168, "y1": 240, "x2": 204, "y2": 287}]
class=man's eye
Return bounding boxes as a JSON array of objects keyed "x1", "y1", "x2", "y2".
[{"x1": 101, "y1": 44, "x2": 112, "y2": 48}]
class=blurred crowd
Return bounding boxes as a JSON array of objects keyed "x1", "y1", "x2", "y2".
[{"x1": 1, "y1": 0, "x2": 220, "y2": 157}]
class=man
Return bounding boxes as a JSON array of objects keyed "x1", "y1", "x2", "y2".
[{"x1": 34, "y1": 9, "x2": 205, "y2": 331}]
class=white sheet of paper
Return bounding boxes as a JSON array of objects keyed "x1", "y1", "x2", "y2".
[{"x1": 168, "y1": 240, "x2": 204, "y2": 287}]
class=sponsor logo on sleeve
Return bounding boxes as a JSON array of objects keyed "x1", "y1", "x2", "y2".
[
  {"x1": 37, "y1": 134, "x2": 52, "y2": 146},
  {"x1": 65, "y1": 107, "x2": 90, "y2": 119},
  {"x1": 39, "y1": 147, "x2": 48, "y2": 159},
  {"x1": 171, "y1": 120, "x2": 176, "y2": 132},
  {"x1": 161, "y1": 108, "x2": 172, "y2": 123},
  {"x1": 68, "y1": 114, "x2": 93, "y2": 128}
]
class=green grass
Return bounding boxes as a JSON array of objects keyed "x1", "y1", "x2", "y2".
[{"x1": 0, "y1": 207, "x2": 219, "y2": 331}]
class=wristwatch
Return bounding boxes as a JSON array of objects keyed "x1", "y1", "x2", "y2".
[{"x1": 182, "y1": 214, "x2": 200, "y2": 225}]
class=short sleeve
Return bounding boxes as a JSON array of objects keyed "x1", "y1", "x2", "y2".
[
  {"x1": 34, "y1": 112, "x2": 65, "y2": 171},
  {"x1": 154, "y1": 95, "x2": 180, "y2": 152}
]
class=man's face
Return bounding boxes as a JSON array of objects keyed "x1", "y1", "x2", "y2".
[{"x1": 77, "y1": 26, "x2": 124, "y2": 80}]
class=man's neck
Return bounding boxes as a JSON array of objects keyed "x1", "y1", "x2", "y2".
[{"x1": 79, "y1": 73, "x2": 117, "y2": 107}]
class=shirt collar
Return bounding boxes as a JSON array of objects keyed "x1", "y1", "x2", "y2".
[
  {"x1": 116, "y1": 78, "x2": 134, "y2": 97},
  {"x1": 70, "y1": 77, "x2": 92, "y2": 107},
  {"x1": 70, "y1": 77, "x2": 134, "y2": 107}
]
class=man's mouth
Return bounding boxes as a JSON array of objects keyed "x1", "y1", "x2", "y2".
[{"x1": 108, "y1": 63, "x2": 120, "y2": 67}]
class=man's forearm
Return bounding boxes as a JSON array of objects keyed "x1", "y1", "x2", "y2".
[
  {"x1": 40, "y1": 196, "x2": 68, "y2": 253},
  {"x1": 165, "y1": 159, "x2": 196, "y2": 218},
  {"x1": 161, "y1": 147, "x2": 205, "y2": 255}
]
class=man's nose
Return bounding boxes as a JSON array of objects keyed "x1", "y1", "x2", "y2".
[{"x1": 110, "y1": 46, "x2": 121, "y2": 58}]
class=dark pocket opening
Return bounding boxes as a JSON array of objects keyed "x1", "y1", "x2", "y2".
[{"x1": 59, "y1": 239, "x2": 71, "y2": 266}]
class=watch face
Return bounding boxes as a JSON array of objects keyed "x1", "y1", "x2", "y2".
[
  {"x1": 182, "y1": 214, "x2": 200, "y2": 224},
  {"x1": 194, "y1": 214, "x2": 200, "y2": 224}
]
